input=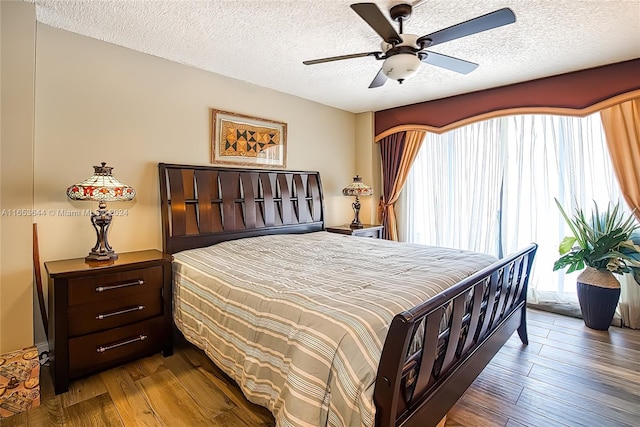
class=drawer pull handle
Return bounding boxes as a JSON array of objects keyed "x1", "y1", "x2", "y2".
[
  {"x1": 96, "y1": 279, "x2": 144, "y2": 293},
  {"x1": 97, "y1": 335, "x2": 147, "y2": 353},
  {"x1": 96, "y1": 305, "x2": 145, "y2": 320}
]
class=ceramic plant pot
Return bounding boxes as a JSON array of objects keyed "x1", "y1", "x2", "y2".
[{"x1": 576, "y1": 267, "x2": 621, "y2": 331}]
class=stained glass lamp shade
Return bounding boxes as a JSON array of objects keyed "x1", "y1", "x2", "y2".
[
  {"x1": 342, "y1": 175, "x2": 373, "y2": 229},
  {"x1": 67, "y1": 162, "x2": 135, "y2": 261}
]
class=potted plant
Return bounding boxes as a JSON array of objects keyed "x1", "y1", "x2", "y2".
[{"x1": 553, "y1": 198, "x2": 640, "y2": 330}]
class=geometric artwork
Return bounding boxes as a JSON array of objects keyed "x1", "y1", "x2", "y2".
[{"x1": 211, "y1": 109, "x2": 287, "y2": 168}]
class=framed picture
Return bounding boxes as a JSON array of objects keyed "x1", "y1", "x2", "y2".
[{"x1": 211, "y1": 109, "x2": 287, "y2": 168}]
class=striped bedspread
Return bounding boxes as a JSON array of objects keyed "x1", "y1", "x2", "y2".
[{"x1": 172, "y1": 231, "x2": 496, "y2": 427}]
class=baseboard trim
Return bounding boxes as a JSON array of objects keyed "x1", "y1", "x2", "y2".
[{"x1": 35, "y1": 340, "x2": 49, "y2": 364}]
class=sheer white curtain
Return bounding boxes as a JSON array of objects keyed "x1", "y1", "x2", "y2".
[
  {"x1": 399, "y1": 119, "x2": 506, "y2": 255},
  {"x1": 398, "y1": 113, "x2": 631, "y2": 317}
]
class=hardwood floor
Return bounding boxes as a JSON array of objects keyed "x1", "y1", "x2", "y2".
[{"x1": 3, "y1": 309, "x2": 640, "y2": 426}]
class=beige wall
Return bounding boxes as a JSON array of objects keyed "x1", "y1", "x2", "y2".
[
  {"x1": 0, "y1": 1, "x2": 36, "y2": 353},
  {"x1": 33, "y1": 24, "x2": 372, "y2": 345},
  {"x1": 34, "y1": 24, "x2": 358, "y2": 263}
]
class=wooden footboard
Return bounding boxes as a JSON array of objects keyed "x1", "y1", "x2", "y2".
[{"x1": 374, "y1": 244, "x2": 538, "y2": 427}]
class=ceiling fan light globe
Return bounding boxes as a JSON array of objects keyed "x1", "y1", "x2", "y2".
[{"x1": 382, "y1": 54, "x2": 421, "y2": 82}]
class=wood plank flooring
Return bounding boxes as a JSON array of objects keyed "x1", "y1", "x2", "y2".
[{"x1": 3, "y1": 309, "x2": 639, "y2": 427}]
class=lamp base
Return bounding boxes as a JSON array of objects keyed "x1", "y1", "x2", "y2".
[
  {"x1": 85, "y1": 251, "x2": 118, "y2": 262},
  {"x1": 86, "y1": 201, "x2": 118, "y2": 263},
  {"x1": 350, "y1": 196, "x2": 364, "y2": 229}
]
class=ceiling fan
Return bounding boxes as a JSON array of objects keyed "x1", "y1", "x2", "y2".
[{"x1": 303, "y1": 2, "x2": 516, "y2": 88}]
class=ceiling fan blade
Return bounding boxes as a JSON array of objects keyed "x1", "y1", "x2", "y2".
[
  {"x1": 351, "y1": 3, "x2": 402, "y2": 45},
  {"x1": 303, "y1": 52, "x2": 380, "y2": 65},
  {"x1": 369, "y1": 68, "x2": 387, "y2": 88},
  {"x1": 417, "y1": 8, "x2": 515, "y2": 48},
  {"x1": 421, "y1": 51, "x2": 478, "y2": 74}
]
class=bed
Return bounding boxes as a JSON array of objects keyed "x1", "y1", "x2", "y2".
[{"x1": 158, "y1": 163, "x2": 537, "y2": 427}]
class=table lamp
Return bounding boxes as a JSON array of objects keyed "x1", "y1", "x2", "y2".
[
  {"x1": 66, "y1": 162, "x2": 135, "y2": 261},
  {"x1": 342, "y1": 175, "x2": 373, "y2": 228}
]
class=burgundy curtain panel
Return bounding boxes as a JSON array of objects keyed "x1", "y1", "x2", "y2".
[{"x1": 379, "y1": 132, "x2": 406, "y2": 240}]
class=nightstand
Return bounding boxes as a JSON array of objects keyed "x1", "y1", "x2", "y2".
[
  {"x1": 45, "y1": 249, "x2": 173, "y2": 394},
  {"x1": 325, "y1": 224, "x2": 384, "y2": 239}
]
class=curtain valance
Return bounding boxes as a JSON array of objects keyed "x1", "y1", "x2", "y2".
[{"x1": 375, "y1": 59, "x2": 640, "y2": 139}]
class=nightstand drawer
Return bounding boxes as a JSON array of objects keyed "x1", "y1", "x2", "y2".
[
  {"x1": 69, "y1": 316, "x2": 164, "y2": 377},
  {"x1": 68, "y1": 290, "x2": 162, "y2": 337},
  {"x1": 352, "y1": 228, "x2": 382, "y2": 238},
  {"x1": 68, "y1": 265, "x2": 163, "y2": 306}
]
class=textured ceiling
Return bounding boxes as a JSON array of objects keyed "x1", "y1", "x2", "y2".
[{"x1": 30, "y1": 0, "x2": 640, "y2": 113}]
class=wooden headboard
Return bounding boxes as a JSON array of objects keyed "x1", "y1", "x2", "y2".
[{"x1": 158, "y1": 163, "x2": 325, "y2": 254}]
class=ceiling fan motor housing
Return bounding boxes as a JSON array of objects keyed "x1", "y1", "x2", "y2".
[{"x1": 381, "y1": 34, "x2": 420, "y2": 53}]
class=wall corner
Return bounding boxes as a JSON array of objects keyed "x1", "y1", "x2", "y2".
[{"x1": 354, "y1": 111, "x2": 379, "y2": 225}]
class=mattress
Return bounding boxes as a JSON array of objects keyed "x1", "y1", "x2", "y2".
[{"x1": 172, "y1": 231, "x2": 496, "y2": 427}]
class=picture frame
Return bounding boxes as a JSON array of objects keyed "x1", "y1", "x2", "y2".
[{"x1": 210, "y1": 109, "x2": 287, "y2": 168}]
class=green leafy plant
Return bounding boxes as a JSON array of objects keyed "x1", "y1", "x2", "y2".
[{"x1": 553, "y1": 198, "x2": 640, "y2": 284}]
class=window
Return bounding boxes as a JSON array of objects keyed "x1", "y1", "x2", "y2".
[{"x1": 398, "y1": 113, "x2": 627, "y2": 309}]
